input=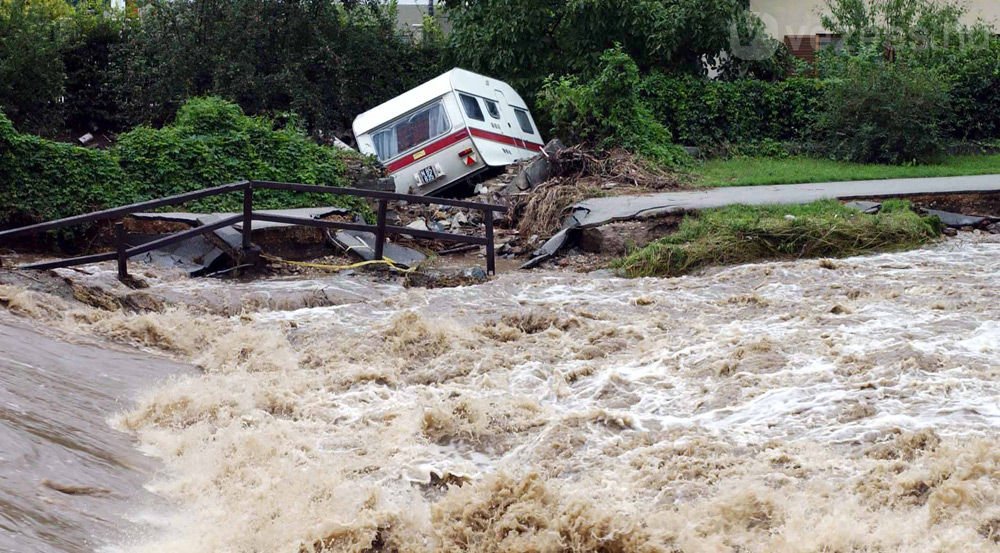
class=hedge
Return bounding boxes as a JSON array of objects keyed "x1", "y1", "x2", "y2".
[
  {"x1": 640, "y1": 74, "x2": 826, "y2": 148},
  {"x1": 0, "y1": 97, "x2": 372, "y2": 229},
  {"x1": 0, "y1": 110, "x2": 134, "y2": 226}
]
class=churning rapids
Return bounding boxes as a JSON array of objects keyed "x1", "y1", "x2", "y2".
[{"x1": 0, "y1": 235, "x2": 997, "y2": 553}]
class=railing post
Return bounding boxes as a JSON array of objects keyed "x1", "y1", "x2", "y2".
[
  {"x1": 374, "y1": 199, "x2": 388, "y2": 261},
  {"x1": 484, "y1": 209, "x2": 495, "y2": 276},
  {"x1": 242, "y1": 182, "x2": 253, "y2": 251},
  {"x1": 115, "y1": 221, "x2": 128, "y2": 281}
]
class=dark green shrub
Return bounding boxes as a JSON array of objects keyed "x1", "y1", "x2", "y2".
[
  {"x1": 0, "y1": 110, "x2": 134, "y2": 226},
  {"x1": 537, "y1": 47, "x2": 688, "y2": 167},
  {"x1": 641, "y1": 74, "x2": 825, "y2": 148},
  {"x1": 112, "y1": 97, "x2": 371, "y2": 215},
  {"x1": 816, "y1": 59, "x2": 951, "y2": 164},
  {"x1": 939, "y1": 38, "x2": 1000, "y2": 141}
]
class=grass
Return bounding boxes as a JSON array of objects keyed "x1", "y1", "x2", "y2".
[
  {"x1": 694, "y1": 154, "x2": 1000, "y2": 187},
  {"x1": 612, "y1": 199, "x2": 942, "y2": 278}
]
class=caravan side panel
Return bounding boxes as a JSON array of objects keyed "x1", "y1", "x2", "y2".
[{"x1": 357, "y1": 94, "x2": 485, "y2": 195}]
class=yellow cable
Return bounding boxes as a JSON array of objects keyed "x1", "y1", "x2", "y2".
[{"x1": 261, "y1": 253, "x2": 417, "y2": 273}]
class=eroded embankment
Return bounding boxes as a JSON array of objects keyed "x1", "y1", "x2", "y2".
[{"x1": 1, "y1": 235, "x2": 998, "y2": 553}]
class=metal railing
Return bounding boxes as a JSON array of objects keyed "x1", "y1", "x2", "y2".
[{"x1": 0, "y1": 180, "x2": 506, "y2": 279}]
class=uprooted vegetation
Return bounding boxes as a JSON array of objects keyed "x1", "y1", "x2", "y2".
[
  {"x1": 512, "y1": 146, "x2": 687, "y2": 237},
  {"x1": 613, "y1": 200, "x2": 942, "y2": 278}
]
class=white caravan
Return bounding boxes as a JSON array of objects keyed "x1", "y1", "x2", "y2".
[{"x1": 353, "y1": 68, "x2": 545, "y2": 196}]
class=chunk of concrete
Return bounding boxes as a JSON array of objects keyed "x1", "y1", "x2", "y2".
[
  {"x1": 521, "y1": 228, "x2": 573, "y2": 269},
  {"x1": 505, "y1": 139, "x2": 565, "y2": 194},
  {"x1": 921, "y1": 209, "x2": 990, "y2": 228},
  {"x1": 844, "y1": 201, "x2": 882, "y2": 214},
  {"x1": 331, "y1": 230, "x2": 426, "y2": 268}
]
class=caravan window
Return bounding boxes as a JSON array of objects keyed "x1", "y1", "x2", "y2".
[
  {"x1": 484, "y1": 99, "x2": 501, "y2": 119},
  {"x1": 459, "y1": 93, "x2": 485, "y2": 121},
  {"x1": 514, "y1": 108, "x2": 535, "y2": 134},
  {"x1": 371, "y1": 101, "x2": 451, "y2": 162}
]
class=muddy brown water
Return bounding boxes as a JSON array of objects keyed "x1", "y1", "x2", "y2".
[
  {"x1": 0, "y1": 314, "x2": 190, "y2": 553},
  {"x1": 0, "y1": 234, "x2": 997, "y2": 552}
]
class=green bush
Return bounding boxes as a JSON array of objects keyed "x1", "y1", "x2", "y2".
[
  {"x1": 537, "y1": 47, "x2": 688, "y2": 167},
  {"x1": 113, "y1": 97, "x2": 371, "y2": 215},
  {"x1": 816, "y1": 59, "x2": 951, "y2": 164},
  {"x1": 0, "y1": 110, "x2": 134, "y2": 225},
  {"x1": 938, "y1": 37, "x2": 1000, "y2": 141},
  {"x1": 640, "y1": 74, "x2": 825, "y2": 148},
  {"x1": 0, "y1": 98, "x2": 373, "y2": 228}
]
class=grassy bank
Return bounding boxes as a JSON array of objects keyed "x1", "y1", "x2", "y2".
[
  {"x1": 613, "y1": 200, "x2": 941, "y2": 278},
  {"x1": 694, "y1": 154, "x2": 1000, "y2": 187}
]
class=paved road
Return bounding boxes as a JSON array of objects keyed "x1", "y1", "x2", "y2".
[{"x1": 571, "y1": 174, "x2": 1000, "y2": 228}]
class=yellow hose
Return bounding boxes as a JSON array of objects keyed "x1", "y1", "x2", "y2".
[{"x1": 261, "y1": 254, "x2": 417, "y2": 274}]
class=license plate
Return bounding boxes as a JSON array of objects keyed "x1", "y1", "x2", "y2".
[{"x1": 419, "y1": 166, "x2": 437, "y2": 185}]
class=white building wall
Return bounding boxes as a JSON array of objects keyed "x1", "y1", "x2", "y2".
[{"x1": 750, "y1": 0, "x2": 1000, "y2": 38}]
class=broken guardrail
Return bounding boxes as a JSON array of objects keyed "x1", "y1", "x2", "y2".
[{"x1": 0, "y1": 180, "x2": 506, "y2": 280}]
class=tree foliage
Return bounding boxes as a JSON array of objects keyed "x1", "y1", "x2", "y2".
[
  {"x1": 0, "y1": 0, "x2": 68, "y2": 135},
  {"x1": 817, "y1": 58, "x2": 951, "y2": 164},
  {"x1": 111, "y1": 0, "x2": 442, "y2": 138},
  {"x1": 443, "y1": 0, "x2": 753, "y2": 99},
  {"x1": 538, "y1": 47, "x2": 688, "y2": 167}
]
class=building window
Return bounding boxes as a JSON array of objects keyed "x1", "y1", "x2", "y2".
[{"x1": 371, "y1": 101, "x2": 451, "y2": 162}]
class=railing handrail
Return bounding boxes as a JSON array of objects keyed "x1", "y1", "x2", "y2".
[
  {"x1": 0, "y1": 179, "x2": 506, "y2": 241},
  {"x1": 1, "y1": 179, "x2": 504, "y2": 277},
  {"x1": 0, "y1": 181, "x2": 251, "y2": 240}
]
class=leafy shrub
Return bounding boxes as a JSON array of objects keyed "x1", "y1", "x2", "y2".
[
  {"x1": 817, "y1": 0, "x2": 1000, "y2": 145},
  {"x1": 537, "y1": 47, "x2": 688, "y2": 167},
  {"x1": 0, "y1": 98, "x2": 373, "y2": 228},
  {"x1": 816, "y1": 59, "x2": 951, "y2": 164},
  {"x1": 0, "y1": 110, "x2": 134, "y2": 225},
  {"x1": 938, "y1": 37, "x2": 1000, "y2": 141},
  {"x1": 641, "y1": 74, "x2": 825, "y2": 148},
  {"x1": 113, "y1": 97, "x2": 372, "y2": 215}
]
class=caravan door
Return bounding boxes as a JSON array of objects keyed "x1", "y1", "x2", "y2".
[
  {"x1": 457, "y1": 91, "x2": 514, "y2": 166},
  {"x1": 492, "y1": 89, "x2": 527, "y2": 155}
]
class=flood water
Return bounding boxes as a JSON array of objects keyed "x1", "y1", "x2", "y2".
[
  {"x1": 0, "y1": 313, "x2": 190, "y2": 553},
  {"x1": 1, "y1": 235, "x2": 998, "y2": 552}
]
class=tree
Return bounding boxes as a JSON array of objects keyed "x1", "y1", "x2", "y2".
[
  {"x1": 0, "y1": 0, "x2": 66, "y2": 135},
  {"x1": 442, "y1": 0, "x2": 752, "y2": 99},
  {"x1": 110, "y1": 0, "x2": 443, "y2": 138}
]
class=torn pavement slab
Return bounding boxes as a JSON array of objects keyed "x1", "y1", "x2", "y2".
[
  {"x1": 129, "y1": 207, "x2": 351, "y2": 275},
  {"x1": 331, "y1": 230, "x2": 426, "y2": 268}
]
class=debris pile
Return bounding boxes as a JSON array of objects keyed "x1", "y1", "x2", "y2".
[{"x1": 509, "y1": 145, "x2": 686, "y2": 238}]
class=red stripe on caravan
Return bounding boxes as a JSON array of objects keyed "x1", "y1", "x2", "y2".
[
  {"x1": 469, "y1": 128, "x2": 545, "y2": 152},
  {"x1": 386, "y1": 129, "x2": 471, "y2": 173}
]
